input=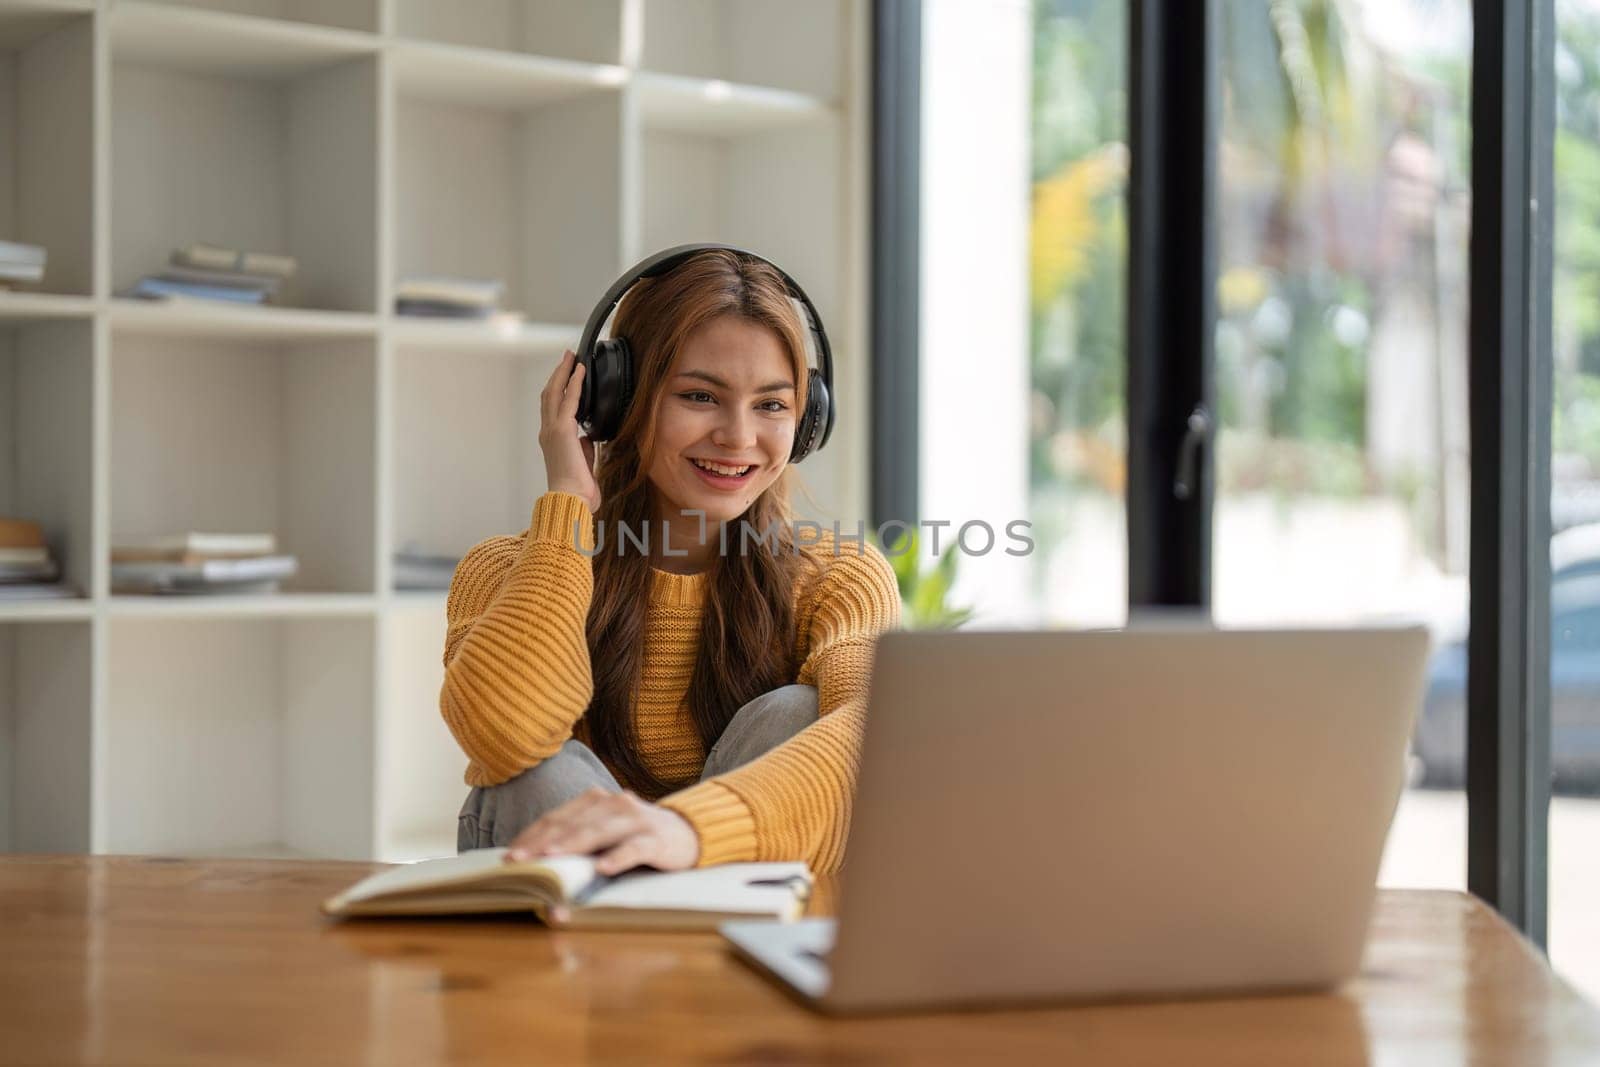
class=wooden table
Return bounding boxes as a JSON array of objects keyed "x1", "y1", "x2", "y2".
[{"x1": 2, "y1": 856, "x2": 1598, "y2": 1065}]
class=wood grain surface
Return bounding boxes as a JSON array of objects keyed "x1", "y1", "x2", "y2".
[{"x1": 1, "y1": 855, "x2": 1598, "y2": 1065}]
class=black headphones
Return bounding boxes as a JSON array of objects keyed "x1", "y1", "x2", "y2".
[{"x1": 574, "y1": 243, "x2": 835, "y2": 464}]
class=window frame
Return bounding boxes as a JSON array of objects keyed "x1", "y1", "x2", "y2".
[
  {"x1": 870, "y1": 0, "x2": 923, "y2": 537},
  {"x1": 1465, "y1": 0, "x2": 1555, "y2": 944}
]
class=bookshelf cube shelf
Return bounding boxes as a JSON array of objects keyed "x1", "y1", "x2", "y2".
[
  {"x1": 0, "y1": 620, "x2": 93, "y2": 853},
  {"x1": 393, "y1": 0, "x2": 623, "y2": 65},
  {"x1": 110, "y1": 36, "x2": 379, "y2": 311},
  {"x1": 638, "y1": 120, "x2": 843, "y2": 322},
  {"x1": 0, "y1": 0, "x2": 863, "y2": 860},
  {"x1": 393, "y1": 78, "x2": 624, "y2": 327},
  {"x1": 103, "y1": 616, "x2": 376, "y2": 857},
  {"x1": 110, "y1": 1, "x2": 379, "y2": 77},
  {"x1": 378, "y1": 603, "x2": 465, "y2": 861},
  {"x1": 109, "y1": 333, "x2": 378, "y2": 595},
  {"x1": 639, "y1": 0, "x2": 842, "y2": 99},
  {"x1": 0, "y1": 3, "x2": 95, "y2": 297},
  {"x1": 390, "y1": 343, "x2": 554, "y2": 569},
  {"x1": 129, "y1": 0, "x2": 380, "y2": 34},
  {"x1": 0, "y1": 317, "x2": 94, "y2": 604}
]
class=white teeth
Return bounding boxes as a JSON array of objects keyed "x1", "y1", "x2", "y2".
[{"x1": 692, "y1": 458, "x2": 751, "y2": 477}]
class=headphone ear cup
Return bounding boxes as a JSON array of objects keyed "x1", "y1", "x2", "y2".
[
  {"x1": 790, "y1": 370, "x2": 830, "y2": 464},
  {"x1": 582, "y1": 337, "x2": 636, "y2": 442}
]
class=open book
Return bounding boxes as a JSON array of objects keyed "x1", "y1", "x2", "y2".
[{"x1": 322, "y1": 848, "x2": 812, "y2": 931}]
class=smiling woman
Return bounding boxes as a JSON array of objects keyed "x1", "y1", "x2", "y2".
[
  {"x1": 438, "y1": 248, "x2": 900, "y2": 878},
  {"x1": 644, "y1": 315, "x2": 801, "y2": 573}
]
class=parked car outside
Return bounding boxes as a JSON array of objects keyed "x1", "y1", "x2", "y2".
[{"x1": 1414, "y1": 522, "x2": 1600, "y2": 793}]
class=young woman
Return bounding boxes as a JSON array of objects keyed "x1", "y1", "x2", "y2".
[{"x1": 442, "y1": 249, "x2": 900, "y2": 879}]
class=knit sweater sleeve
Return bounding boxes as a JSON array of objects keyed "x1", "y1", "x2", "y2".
[
  {"x1": 658, "y1": 540, "x2": 901, "y2": 873},
  {"x1": 439, "y1": 491, "x2": 597, "y2": 786}
]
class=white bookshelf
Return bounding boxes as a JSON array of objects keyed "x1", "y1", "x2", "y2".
[{"x1": 0, "y1": 0, "x2": 865, "y2": 861}]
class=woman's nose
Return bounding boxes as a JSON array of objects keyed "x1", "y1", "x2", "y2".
[{"x1": 712, "y1": 407, "x2": 758, "y2": 449}]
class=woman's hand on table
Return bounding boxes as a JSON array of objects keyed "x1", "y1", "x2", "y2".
[{"x1": 506, "y1": 788, "x2": 701, "y2": 877}]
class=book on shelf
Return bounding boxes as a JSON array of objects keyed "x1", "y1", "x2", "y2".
[
  {"x1": 0, "y1": 240, "x2": 47, "y2": 268},
  {"x1": 172, "y1": 243, "x2": 297, "y2": 279},
  {"x1": 395, "y1": 299, "x2": 497, "y2": 319},
  {"x1": 113, "y1": 532, "x2": 278, "y2": 562},
  {"x1": 123, "y1": 244, "x2": 299, "y2": 305},
  {"x1": 0, "y1": 264, "x2": 45, "y2": 285},
  {"x1": 0, "y1": 582, "x2": 76, "y2": 602},
  {"x1": 112, "y1": 533, "x2": 292, "y2": 594},
  {"x1": 395, "y1": 276, "x2": 503, "y2": 306},
  {"x1": 1, "y1": 240, "x2": 45, "y2": 283},
  {"x1": 124, "y1": 277, "x2": 271, "y2": 305},
  {"x1": 322, "y1": 848, "x2": 812, "y2": 932},
  {"x1": 120, "y1": 577, "x2": 287, "y2": 597},
  {"x1": 111, "y1": 554, "x2": 298, "y2": 595},
  {"x1": 155, "y1": 264, "x2": 284, "y2": 295},
  {"x1": 395, "y1": 275, "x2": 507, "y2": 319},
  {"x1": 0, "y1": 518, "x2": 45, "y2": 549},
  {"x1": 0, "y1": 519, "x2": 62, "y2": 589},
  {"x1": 0, "y1": 559, "x2": 61, "y2": 583},
  {"x1": 393, "y1": 545, "x2": 460, "y2": 591}
]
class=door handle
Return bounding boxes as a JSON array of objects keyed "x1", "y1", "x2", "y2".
[{"x1": 1173, "y1": 404, "x2": 1210, "y2": 501}]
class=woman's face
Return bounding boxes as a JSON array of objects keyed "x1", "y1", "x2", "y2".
[{"x1": 645, "y1": 314, "x2": 798, "y2": 528}]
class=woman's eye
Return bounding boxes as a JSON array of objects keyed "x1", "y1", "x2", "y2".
[
  {"x1": 682, "y1": 391, "x2": 714, "y2": 403},
  {"x1": 760, "y1": 400, "x2": 789, "y2": 413}
]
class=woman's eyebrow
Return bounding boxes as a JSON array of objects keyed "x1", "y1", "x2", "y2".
[{"x1": 676, "y1": 370, "x2": 796, "y2": 393}]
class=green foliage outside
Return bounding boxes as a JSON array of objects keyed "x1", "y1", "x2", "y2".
[
  {"x1": 1029, "y1": 0, "x2": 1127, "y2": 497},
  {"x1": 1553, "y1": 7, "x2": 1600, "y2": 465},
  {"x1": 868, "y1": 529, "x2": 975, "y2": 632},
  {"x1": 1028, "y1": 0, "x2": 1600, "y2": 498}
]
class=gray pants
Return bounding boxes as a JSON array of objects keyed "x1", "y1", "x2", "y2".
[{"x1": 457, "y1": 684, "x2": 819, "y2": 852}]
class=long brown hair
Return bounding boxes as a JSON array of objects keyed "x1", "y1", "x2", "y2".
[{"x1": 581, "y1": 250, "x2": 821, "y2": 795}]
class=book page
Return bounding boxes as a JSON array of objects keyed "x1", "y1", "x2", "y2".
[
  {"x1": 581, "y1": 862, "x2": 810, "y2": 915},
  {"x1": 527, "y1": 854, "x2": 601, "y2": 899},
  {"x1": 325, "y1": 848, "x2": 599, "y2": 910}
]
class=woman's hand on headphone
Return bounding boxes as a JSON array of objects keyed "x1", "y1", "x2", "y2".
[{"x1": 540, "y1": 350, "x2": 601, "y2": 514}]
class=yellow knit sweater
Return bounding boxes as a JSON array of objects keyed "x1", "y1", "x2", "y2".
[{"x1": 440, "y1": 491, "x2": 901, "y2": 873}]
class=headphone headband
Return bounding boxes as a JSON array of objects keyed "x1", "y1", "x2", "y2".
[{"x1": 575, "y1": 243, "x2": 835, "y2": 455}]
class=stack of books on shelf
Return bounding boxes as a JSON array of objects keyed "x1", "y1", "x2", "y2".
[
  {"x1": 111, "y1": 532, "x2": 298, "y2": 595},
  {"x1": 393, "y1": 544, "x2": 460, "y2": 591},
  {"x1": 122, "y1": 243, "x2": 297, "y2": 306},
  {"x1": 396, "y1": 275, "x2": 517, "y2": 322},
  {"x1": 0, "y1": 240, "x2": 46, "y2": 288},
  {"x1": 0, "y1": 518, "x2": 74, "y2": 601}
]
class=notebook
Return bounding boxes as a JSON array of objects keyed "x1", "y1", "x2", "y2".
[{"x1": 322, "y1": 848, "x2": 811, "y2": 932}]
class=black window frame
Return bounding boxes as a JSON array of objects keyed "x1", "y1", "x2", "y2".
[
  {"x1": 1465, "y1": 0, "x2": 1555, "y2": 944},
  {"x1": 870, "y1": 0, "x2": 922, "y2": 537}
]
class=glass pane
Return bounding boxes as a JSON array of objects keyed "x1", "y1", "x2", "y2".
[
  {"x1": 1549, "y1": 0, "x2": 1600, "y2": 1006},
  {"x1": 1027, "y1": 0, "x2": 1128, "y2": 627},
  {"x1": 919, "y1": 0, "x2": 1126, "y2": 628},
  {"x1": 1214, "y1": 1, "x2": 1472, "y2": 889}
]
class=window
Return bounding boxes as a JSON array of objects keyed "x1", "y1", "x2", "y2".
[
  {"x1": 1213, "y1": 0, "x2": 1472, "y2": 893},
  {"x1": 1026, "y1": 0, "x2": 1128, "y2": 628},
  {"x1": 1548, "y1": 0, "x2": 1600, "y2": 1005},
  {"x1": 891, "y1": 0, "x2": 1574, "y2": 962},
  {"x1": 918, "y1": 0, "x2": 1127, "y2": 628}
]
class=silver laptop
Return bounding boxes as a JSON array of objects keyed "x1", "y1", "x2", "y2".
[{"x1": 721, "y1": 624, "x2": 1431, "y2": 1014}]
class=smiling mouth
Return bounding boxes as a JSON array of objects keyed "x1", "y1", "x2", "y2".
[{"x1": 688, "y1": 457, "x2": 757, "y2": 484}]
